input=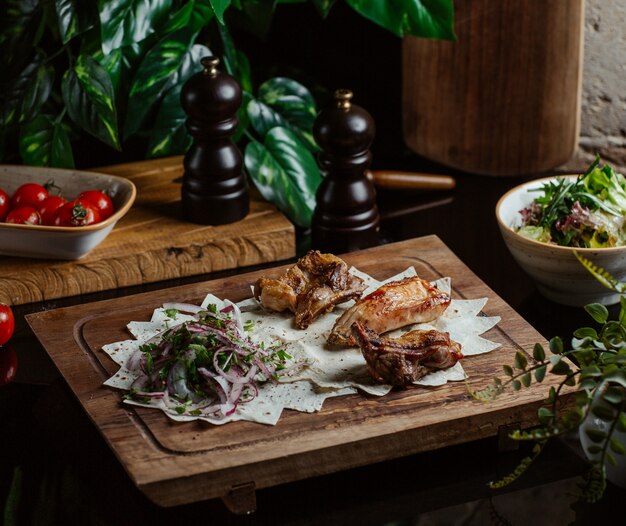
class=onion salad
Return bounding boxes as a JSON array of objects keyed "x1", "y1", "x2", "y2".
[{"x1": 124, "y1": 301, "x2": 304, "y2": 420}]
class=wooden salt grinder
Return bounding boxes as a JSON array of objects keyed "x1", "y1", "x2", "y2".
[
  {"x1": 180, "y1": 56, "x2": 248, "y2": 224},
  {"x1": 311, "y1": 89, "x2": 380, "y2": 253}
]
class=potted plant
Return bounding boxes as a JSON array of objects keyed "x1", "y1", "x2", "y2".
[
  {"x1": 1, "y1": 0, "x2": 455, "y2": 228},
  {"x1": 473, "y1": 254, "x2": 626, "y2": 502}
]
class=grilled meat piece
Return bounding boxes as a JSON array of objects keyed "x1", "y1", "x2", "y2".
[
  {"x1": 254, "y1": 250, "x2": 366, "y2": 329},
  {"x1": 328, "y1": 276, "x2": 450, "y2": 346},
  {"x1": 351, "y1": 322, "x2": 463, "y2": 386}
]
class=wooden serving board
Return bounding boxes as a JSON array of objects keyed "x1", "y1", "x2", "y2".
[
  {"x1": 26, "y1": 236, "x2": 562, "y2": 511},
  {"x1": 0, "y1": 156, "x2": 295, "y2": 306}
]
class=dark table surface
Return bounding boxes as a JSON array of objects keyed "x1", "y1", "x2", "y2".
[{"x1": 1, "y1": 154, "x2": 624, "y2": 526}]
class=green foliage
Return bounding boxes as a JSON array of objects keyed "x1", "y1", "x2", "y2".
[
  {"x1": 470, "y1": 263, "x2": 626, "y2": 503},
  {"x1": 3, "y1": 0, "x2": 455, "y2": 170}
]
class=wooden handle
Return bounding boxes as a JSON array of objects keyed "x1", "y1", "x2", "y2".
[{"x1": 366, "y1": 170, "x2": 456, "y2": 190}]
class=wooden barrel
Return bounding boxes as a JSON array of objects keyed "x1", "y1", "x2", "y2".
[{"x1": 402, "y1": 0, "x2": 584, "y2": 176}]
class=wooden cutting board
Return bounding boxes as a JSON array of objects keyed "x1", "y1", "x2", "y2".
[
  {"x1": 26, "y1": 236, "x2": 564, "y2": 512},
  {"x1": 0, "y1": 156, "x2": 295, "y2": 306}
]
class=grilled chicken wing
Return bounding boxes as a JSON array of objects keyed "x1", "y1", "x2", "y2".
[
  {"x1": 328, "y1": 276, "x2": 450, "y2": 346},
  {"x1": 254, "y1": 250, "x2": 365, "y2": 329},
  {"x1": 351, "y1": 322, "x2": 463, "y2": 386}
]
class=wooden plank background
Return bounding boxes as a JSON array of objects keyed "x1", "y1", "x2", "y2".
[
  {"x1": 27, "y1": 236, "x2": 566, "y2": 508},
  {"x1": 0, "y1": 157, "x2": 295, "y2": 306}
]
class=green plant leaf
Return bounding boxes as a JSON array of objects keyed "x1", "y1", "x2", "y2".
[
  {"x1": 19, "y1": 114, "x2": 75, "y2": 168},
  {"x1": 502, "y1": 364, "x2": 513, "y2": 377},
  {"x1": 244, "y1": 127, "x2": 322, "y2": 227},
  {"x1": 125, "y1": 26, "x2": 199, "y2": 138},
  {"x1": 585, "y1": 303, "x2": 609, "y2": 324},
  {"x1": 163, "y1": 0, "x2": 213, "y2": 33},
  {"x1": 551, "y1": 359, "x2": 572, "y2": 376},
  {"x1": 257, "y1": 77, "x2": 317, "y2": 147},
  {"x1": 146, "y1": 43, "x2": 210, "y2": 157},
  {"x1": 537, "y1": 406, "x2": 553, "y2": 424},
  {"x1": 520, "y1": 371, "x2": 531, "y2": 388},
  {"x1": 591, "y1": 404, "x2": 616, "y2": 422},
  {"x1": 210, "y1": 0, "x2": 231, "y2": 23},
  {"x1": 0, "y1": 0, "x2": 43, "y2": 77},
  {"x1": 534, "y1": 364, "x2": 547, "y2": 383},
  {"x1": 602, "y1": 386, "x2": 625, "y2": 405},
  {"x1": 620, "y1": 297, "x2": 626, "y2": 326},
  {"x1": 513, "y1": 351, "x2": 528, "y2": 371},
  {"x1": 574, "y1": 327, "x2": 599, "y2": 340},
  {"x1": 549, "y1": 336, "x2": 564, "y2": 355},
  {"x1": 62, "y1": 54, "x2": 120, "y2": 149},
  {"x1": 55, "y1": 0, "x2": 97, "y2": 43},
  {"x1": 98, "y1": 0, "x2": 172, "y2": 54},
  {"x1": 512, "y1": 379, "x2": 521, "y2": 391},
  {"x1": 346, "y1": 0, "x2": 455, "y2": 39},
  {"x1": 532, "y1": 343, "x2": 545, "y2": 362},
  {"x1": 2, "y1": 53, "x2": 54, "y2": 127},
  {"x1": 585, "y1": 427, "x2": 607, "y2": 443}
]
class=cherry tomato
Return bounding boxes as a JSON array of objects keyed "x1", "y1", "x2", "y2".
[
  {"x1": 11, "y1": 182, "x2": 49, "y2": 209},
  {"x1": 0, "y1": 345, "x2": 18, "y2": 386},
  {"x1": 78, "y1": 190, "x2": 114, "y2": 221},
  {"x1": 53, "y1": 199, "x2": 101, "y2": 227},
  {"x1": 0, "y1": 303, "x2": 14, "y2": 346},
  {"x1": 0, "y1": 188, "x2": 10, "y2": 221},
  {"x1": 37, "y1": 195, "x2": 67, "y2": 225},
  {"x1": 5, "y1": 207, "x2": 41, "y2": 225}
]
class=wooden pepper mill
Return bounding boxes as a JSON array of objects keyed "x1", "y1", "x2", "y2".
[
  {"x1": 180, "y1": 56, "x2": 248, "y2": 224},
  {"x1": 311, "y1": 89, "x2": 380, "y2": 253}
]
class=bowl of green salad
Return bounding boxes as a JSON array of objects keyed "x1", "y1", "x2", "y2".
[{"x1": 496, "y1": 157, "x2": 626, "y2": 306}]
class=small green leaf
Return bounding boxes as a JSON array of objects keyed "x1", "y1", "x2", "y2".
[
  {"x1": 610, "y1": 437, "x2": 626, "y2": 455},
  {"x1": 620, "y1": 296, "x2": 626, "y2": 326},
  {"x1": 602, "y1": 386, "x2": 625, "y2": 405},
  {"x1": 346, "y1": 0, "x2": 456, "y2": 39},
  {"x1": 534, "y1": 364, "x2": 547, "y2": 383},
  {"x1": 591, "y1": 404, "x2": 615, "y2": 421},
  {"x1": 549, "y1": 336, "x2": 564, "y2": 355},
  {"x1": 55, "y1": 0, "x2": 97, "y2": 43},
  {"x1": 551, "y1": 360, "x2": 572, "y2": 376},
  {"x1": 585, "y1": 303, "x2": 609, "y2": 324},
  {"x1": 533, "y1": 343, "x2": 545, "y2": 362},
  {"x1": 537, "y1": 406, "x2": 553, "y2": 424},
  {"x1": 585, "y1": 427, "x2": 607, "y2": 443},
  {"x1": 62, "y1": 54, "x2": 120, "y2": 149},
  {"x1": 502, "y1": 364, "x2": 513, "y2": 377},
  {"x1": 512, "y1": 379, "x2": 521, "y2": 391},
  {"x1": 520, "y1": 371, "x2": 531, "y2": 387},
  {"x1": 586, "y1": 444, "x2": 603, "y2": 455},
  {"x1": 98, "y1": 0, "x2": 172, "y2": 54},
  {"x1": 574, "y1": 327, "x2": 599, "y2": 340},
  {"x1": 125, "y1": 26, "x2": 199, "y2": 138},
  {"x1": 513, "y1": 351, "x2": 528, "y2": 370},
  {"x1": 19, "y1": 114, "x2": 75, "y2": 168}
]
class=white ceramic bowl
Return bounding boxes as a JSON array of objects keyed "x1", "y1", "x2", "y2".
[
  {"x1": 0, "y1": 165, "x2": 136, "y2": 260},
  {"x1": 496, "y1": 175, "x2": 626, "y2": 306}
]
